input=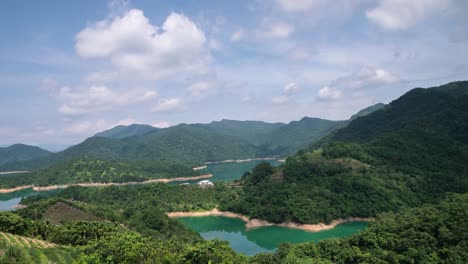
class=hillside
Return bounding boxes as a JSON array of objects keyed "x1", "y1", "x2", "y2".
[
  {"x1": 224, "y1": 81, "x2": 468, "y2": 224},
  {"x1": 0, "y1": 159, "x2": 198, "y2": 188},
  {"x1": 259, "y1": 117, "x2": 342, "y2": 155},
  {"x1": 349, "y1": 103, "x2": 386, "y2": 120},
  {"x1": 202, "y1": 119, "x2": 286, "y2": 145},
  {"x1": 0, "y1": 105, "x2": 384, "y2": 172},
  {"x1": 94, "y1": 124, "x2": 159, "y2": 139},
  {"x1": 0, "y1": 144, "x2": 51, "y2": 167}
]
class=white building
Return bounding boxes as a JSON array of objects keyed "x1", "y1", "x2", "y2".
[{"x1": 197, "y1": 180, "x2": 214, "y2": 187}]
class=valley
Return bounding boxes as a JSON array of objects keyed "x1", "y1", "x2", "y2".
[{"x1": 0, "y1": 81, "x2": 467, "y2": 263}]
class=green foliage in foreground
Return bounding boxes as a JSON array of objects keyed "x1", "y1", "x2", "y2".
[
  {"x1": 251, "y1": 194, "x2": 468, "y2": 264},
  {"x1": 0, "y1": 159, "x2": 199, "y2": 188},
  {"x1": 1, "y1": 191, "x2": 466, "y2": 263}
]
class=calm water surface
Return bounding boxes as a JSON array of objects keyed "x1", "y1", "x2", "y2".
[
  {"x1": 0, "y1": 189, "x2": 61, "y2": 211},
  {"x1": 178, "y1": 216, "x2": 368, "y2": 256}
]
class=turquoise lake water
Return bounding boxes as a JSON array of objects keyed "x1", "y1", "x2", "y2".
[{"x1": 177, "y1": 216, "x2": 368, "y2": 256}]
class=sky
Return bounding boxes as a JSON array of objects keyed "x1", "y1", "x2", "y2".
[{"x1": 1, "y1": 0, "x2": 468, "y2": 145}]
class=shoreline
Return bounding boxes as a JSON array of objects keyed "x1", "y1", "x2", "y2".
[
  {"x1": 166, "y1": 208, "x2": 371, "y2": 232},
  {"x1": 0, "y1": 174, "x2": 213, "y2": 194},
  {"x1": 204, "y1": 157, "x2": 283, "y2": 165},
  {"x1": 0, "y1": 171, "x2": 30, "y2": 175}
]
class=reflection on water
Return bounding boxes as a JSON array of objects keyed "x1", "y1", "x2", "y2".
[{"x1": 177, "y1": 216, "x2": 368, "y2": 256}]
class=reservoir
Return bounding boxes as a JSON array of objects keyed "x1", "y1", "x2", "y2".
[
  {"x1": 177, "y1": 216, "x2": 368, "y2": 256},
  {"x1": 0, "y1": 189, "x2": 61, "y2": 211},
  {"x1": 205, "y1": 160, "x2": 283, "y2": 182}
]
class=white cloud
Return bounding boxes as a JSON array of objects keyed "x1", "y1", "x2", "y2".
[
  {"x1": 366, "y1": 0, "x2": 450, "y2": 30},
  {"x1": 56, "y1": 85, "x2": 157, "y2": 116},
  {"x1": 152, "y1": 121, "x2": 170, "y2": 128},
  {"x1": 283, "y1": 82, "x2": 301, "y2": 95},
  {"x1": 317, "y1": 86, "x2": 342, "y2": 100},
  {"x1": 75, "y1": 9, "x2": 208, "y2": 77},
  {"x1": 272, "y1": 95, "x2": 289, "y2": 104},
  {"x1": 151, "y1": 97, "x2": 184, "y2": 113},
  {"x1": 332, "y1": 67, "x2": 398, "y2": 89},
  {"x1": 188, "y1": 81, "x2": 216, "y2": 97}
]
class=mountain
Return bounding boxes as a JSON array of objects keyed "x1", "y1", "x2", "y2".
[
  {"x1": 0, "y1": 144, "x2": 51, "y2": 167},
  {"x1": 349, "y1": 103, "x2": 386, "y2": 120},
  {"x1": 0, "y1": 104, "x2": 384, "y2": 172},
  {"x1": 94, "y1": 124, "x2": 159, "y2": 139},
  {"x1": 203, "y1": 119, "x2": 286, "y2": 145},
  {"x1": 225, "y1": 81, "x2": 468, "y2": 224},
  {"x1": 258, "y1": 117, "x2": 343, "y2": 155}
]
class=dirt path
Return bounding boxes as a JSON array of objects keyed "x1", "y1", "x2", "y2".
[
  {"x1": 0, "y1": 174, "x2": 213, "y2": 193},
  {"x1": 167, "y1": 208, "x2": 371, "y2": 232}
]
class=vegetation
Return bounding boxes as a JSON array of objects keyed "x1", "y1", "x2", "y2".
[
  {"x1": 0, "y1": 81, "x2": 466, "y2": 262},
  {"x1": 0, "y1": 144, "x2": 51, "y2": 167},
  {"x1": 0, "y1": 159, "x2": 199, "y2": 188},
  {"x1": 0, "y1": 105, "x2": 383, "y2": 172},
  {"x1": 94, "y1": 124, "x2": 159, "y2": 139},
  {"x1": 251, "y1": 194, "x2": 468, "y2": 263}
]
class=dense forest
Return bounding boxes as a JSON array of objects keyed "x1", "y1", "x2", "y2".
[
  {"x1": 0, "y1": 186, "x2": 466, "y2": 263},
  {"x1": 0, "y1": 81, "x2": 467, "y2": 263},
  {"x1": 0, "y1": 159, "x2": 199, "y2": 188},
  {"x1": 224, "y1": 82, "x2": 468, "y2": 224},
  {"x1": 0, "y1": 104, "x2": 385, "y2": 172}
]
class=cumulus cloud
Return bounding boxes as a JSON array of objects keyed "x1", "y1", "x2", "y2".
[
  {"x1": 75, "y1": 9, "x2": 208, "y2": 77},
  {"x1": 366, "y1": 0, "x2": 450, "y2": 30},
  {"x1": 332, "y1": 67, "x2": 398, "y2": 89},
  {"x1": 272, "y1": 82, "x2": 301, "y2": 104},
  {"x1": 283, "y1": 82, "x2": 301, "y2": 95},
  {"x1": 57, "y1": 85, "x2": 157, "y2": 116},
  {"x1": 151, "y1": 98, "x2": 184, "y2": 113},
  {"x1": 317, "y1": 86, "x2": 342, "y2": 100}
]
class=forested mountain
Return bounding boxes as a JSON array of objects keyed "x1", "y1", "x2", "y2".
[
  {"x1": 349, "y1": 102, "x2": 386, "y2": 120},
  {"x1": 258, "y1": 117, "x2": 342, "y2": 156},
  {"x1": 94, "y1": 124, "x2": 159, "y2": 139},
  {"x1": 202, "y1": 119, "x2": 286, "y2": 145},
  {"x1": 0, "y1": 104, "x2": 383, "y2": 174},
  {"x1": 226, "y1": 81, "x2": 468, "y2": 224},
  {"x1": 0, "y1": 144, "x2": 51, "y2": 167}
]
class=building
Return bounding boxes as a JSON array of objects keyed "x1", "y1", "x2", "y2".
[{"x1": 197, "y1": 180, "x2": 214, "y2": 187}]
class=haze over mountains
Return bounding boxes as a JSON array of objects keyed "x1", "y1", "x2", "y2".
[{"x1": 0, "y1": 103, "x2": 385, "y2": 171}]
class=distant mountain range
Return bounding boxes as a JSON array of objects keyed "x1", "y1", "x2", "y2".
[
  {"x1": 0, "y1": 103, "x2": 385, "y2": 171},
  {"x1": 0, "y1": 144, "x2": 51, "y2": 167}
]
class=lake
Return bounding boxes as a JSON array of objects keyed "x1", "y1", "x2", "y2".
[
  {"x1": 0, "y1": 189, "x2": 61, "y2": 211},
  {"x1": 178, "y1": 160, "x2": 283, "y2": 185},
  {"x1": 177, "y1": 216, "x2": 368, "y2": 256}
]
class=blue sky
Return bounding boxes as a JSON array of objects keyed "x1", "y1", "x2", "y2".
[{"x1": 1, "y1": 0, "x2": 468, "y2": 145}]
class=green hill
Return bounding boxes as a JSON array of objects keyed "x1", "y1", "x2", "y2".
[
  {"x1": 0, "y1": 144, "x2": 51, "y2": 167},
  {"x1": 0, "y1": 104, "x2": 383, "y2": 173},
  {"x1": 349, "y1": 103, "x2": 386, "y2": 120},
  {"x1": 94, "y1": 124, "x2": 159, "y2": 139},
  {"x1": 224, "y1": 81, "x2": 468, "y2": 224}
]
